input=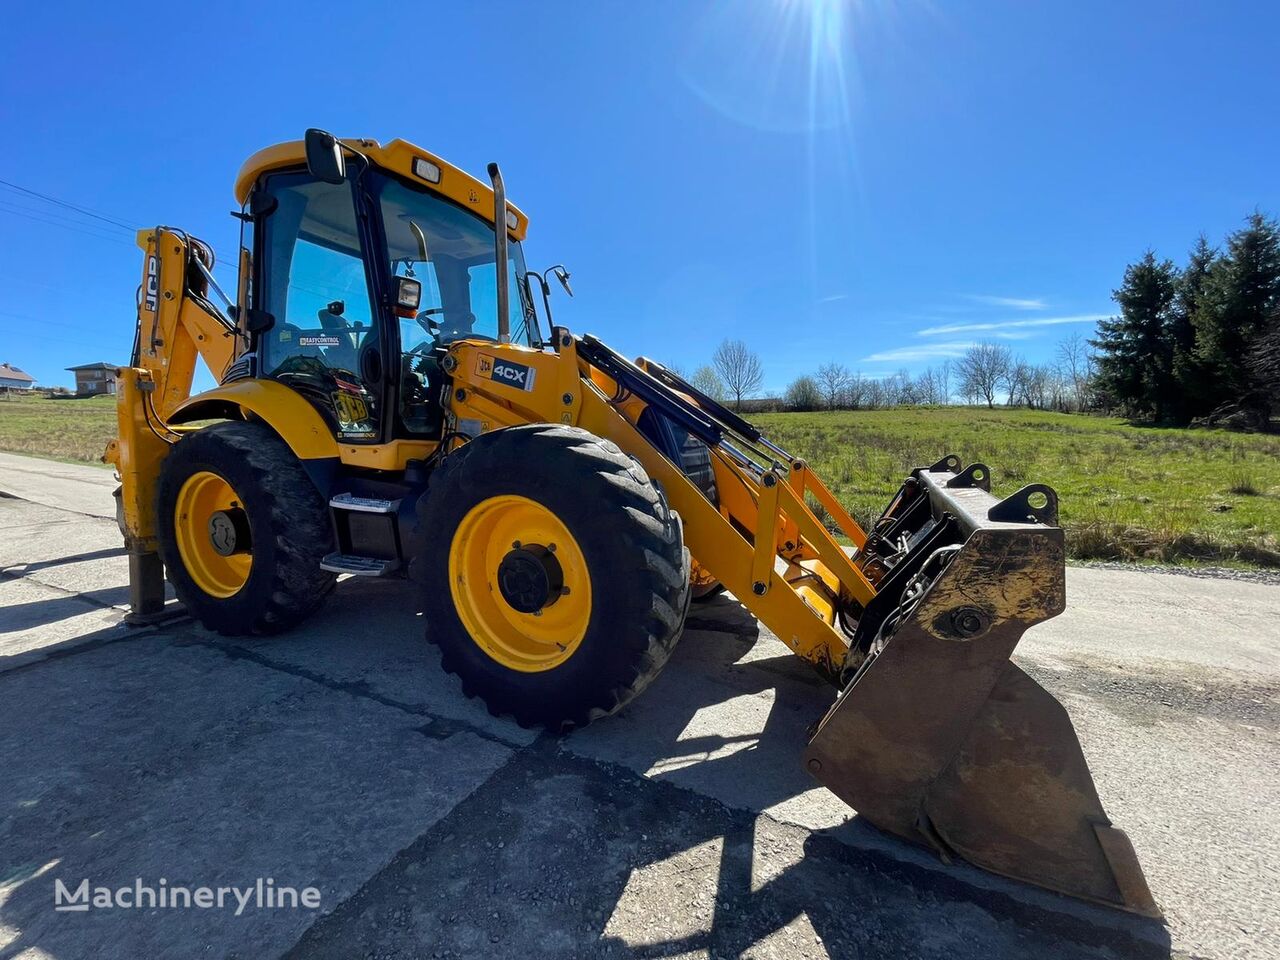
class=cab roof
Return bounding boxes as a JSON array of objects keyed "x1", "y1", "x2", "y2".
[{"x1": 234, "y1": 137, "x2": 528, "y2": 240}]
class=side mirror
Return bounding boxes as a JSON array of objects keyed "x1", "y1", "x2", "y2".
[
  {"x1": 305, "y1": 129, "x2": 346, "y2": 185},
  {"x1": 551, "y1": 265, "x2": 574, "y2": 298}
]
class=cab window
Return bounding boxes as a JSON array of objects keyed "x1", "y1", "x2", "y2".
[{"x1": 257, "y1": 173, "x2": 381, "y2": 442}]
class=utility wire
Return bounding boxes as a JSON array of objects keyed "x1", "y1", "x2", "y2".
[
  {"x1": 0, "y1": 177, "x2": 137, "y2": 231},
  {"x1": 0, "y1": 203, "x2": 137, "y2": 248}
]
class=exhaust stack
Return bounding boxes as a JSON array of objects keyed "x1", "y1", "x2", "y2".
[{"x1": 487, "y1": 162, "x2": 510, "y2": 343}]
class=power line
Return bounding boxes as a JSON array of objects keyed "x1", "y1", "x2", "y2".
[
  {"x1": 0, "y1": 177, "x2": 136, "y2": 232},
  {"x1": 0, "y1": 201, "x2": 137, "y2": 249}
]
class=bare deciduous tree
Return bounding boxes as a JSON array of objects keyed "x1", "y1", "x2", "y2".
[
  {"x1": 956, "y1": 341, "x2": 1012, "y2": 408},
  {"x1": 816, "y1": 362, "x2": 853, "y2": 409},
  {"x1": 713, "y1": 339, "x2": 764, "y2": 410},
  {"x1": 1055, "y1": 332, "x2": 1094, "y2": 411}
]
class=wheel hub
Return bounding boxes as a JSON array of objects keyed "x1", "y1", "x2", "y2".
[
  {"x1": 497, "y1": 544, "x2": 563, "y2": 613},
  {"x1": 208, "y1": 508, "x2": 251, "y2": 557}
]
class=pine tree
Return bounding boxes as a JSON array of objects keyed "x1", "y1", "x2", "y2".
[
  {"x1": 1192, "y1": 213, "x2": 1280, "y2": 419},
  {"x1": 1091, "y1": 252, "x2": 1179, "y2": 421},
  {"x1": 1248, "y1": 304, "x2": 1280, "y2": 421},
  {"x1": 1166, "y1": 236, "x2": 1218, "y2": 423}
]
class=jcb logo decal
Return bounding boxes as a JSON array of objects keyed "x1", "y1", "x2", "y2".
[
  {"x1": 476, "y1": 356, "x2": 536, "y2": 392},
  {"x1": 144, "y1": 255, "x2": 159, "y2": 312},
  {"x1": 332, "y1": 391, "x2": 369, "y2": 426}
]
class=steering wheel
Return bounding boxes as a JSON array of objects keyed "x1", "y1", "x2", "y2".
[
  {"x1": 407, "y1": 339, "x2": 437, "y2": 358},
  {"x1": 415, "y1": 307, "x2": 444, "y2": 334}
]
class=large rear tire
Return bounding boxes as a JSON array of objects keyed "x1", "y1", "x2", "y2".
[
  {"x1": 420, "y1": 424, "x2": 691, "y2": 730},
  {"x1": 157, "y1": 421, "x2": 336, "y2": 635}
]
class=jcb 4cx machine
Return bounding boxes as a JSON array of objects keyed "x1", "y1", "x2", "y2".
[{"x1": 108, "y1": 130, "x2": 1158, "y2": 917}]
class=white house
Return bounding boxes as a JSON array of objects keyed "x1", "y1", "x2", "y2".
[{"x1": 0, "y1": 363, "x2": 35, "y2": 390}]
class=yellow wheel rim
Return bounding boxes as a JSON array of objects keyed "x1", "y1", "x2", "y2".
[
  {"x1": 448, "y1": 494, "x2": 592, "y2": 672},
  {"x1": 174, "y1": 471, "x2": 252, "y2": 599}
]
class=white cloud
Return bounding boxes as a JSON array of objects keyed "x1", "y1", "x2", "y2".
[
  {"x1": 917, "y1": 314, "x2": 1107, "y2": 337},
  {"x1": 960, "y1": 294, "x2": 1046, "y2": 310},
  {"x1": 818, "y1": 293, "x2": 849, "y2": 303},
  {"x1": 862, "y1": 341, "x2": 973, "y2": 363}
]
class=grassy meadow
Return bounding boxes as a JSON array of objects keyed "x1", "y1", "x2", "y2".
[
  {"x1": 0, "y1": 393, "x2": 117, "y2": 465},
  {"x1": 1, "y1": 394, "x2": 1276, "y2": 567},
  {"x1": 755, "y1": 407, "x2": 1280, "y2": 568}
]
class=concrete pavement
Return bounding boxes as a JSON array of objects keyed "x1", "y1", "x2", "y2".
[{"x1": 1, "y1": 453, "x2": 1277, "y2": 959}]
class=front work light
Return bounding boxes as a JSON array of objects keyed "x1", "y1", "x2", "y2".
[
  {"x1": 413, "y1": 158, "x2": 442, "y2": 184},
  {"x1": 393, "y1": 276, "x2": 422, "y2": 318}
]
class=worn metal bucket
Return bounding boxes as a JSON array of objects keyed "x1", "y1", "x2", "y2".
[{"x1": 804, "y1": 459, "x2": 1160, "y2": 917}]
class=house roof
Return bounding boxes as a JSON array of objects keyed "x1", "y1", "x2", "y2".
[
  {"x1": 66, "y1": 362, "x2": 120, "y2": 372},
  {"x1": 0, "y1": 363, "x2": 34, "y2": 383}
]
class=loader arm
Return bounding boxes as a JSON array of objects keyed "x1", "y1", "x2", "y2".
[{"x1": 446, "y1": 330, "x2": 1158, "y2": 917}]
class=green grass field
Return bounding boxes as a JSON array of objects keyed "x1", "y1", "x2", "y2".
[
  {"x1": 0, "y1": 394, "x2": 117, "y2": 465},
  {"x1": 2, "y1": 395, "x2": 1276, "y2": 567},
  {"x1": 754, "y1": 407, "x2": 1280, "y2": 568}
]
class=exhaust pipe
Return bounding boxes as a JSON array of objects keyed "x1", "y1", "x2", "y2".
[{"x1": 487, "y1": 162, "x2": 510, "y2": 343}]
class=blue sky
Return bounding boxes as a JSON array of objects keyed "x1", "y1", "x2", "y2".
[{"x1": 2, "y1": 0, "x2": 1277, "y2": 393}]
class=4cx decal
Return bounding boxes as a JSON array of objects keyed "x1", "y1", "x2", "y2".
[{"x1": 475, "y1": 355, "x2": 536, "y2": 392}]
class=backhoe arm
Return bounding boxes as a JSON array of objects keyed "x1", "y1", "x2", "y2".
[{"x1": 104, "y1": 228, "x2": 241, "y2": 619}]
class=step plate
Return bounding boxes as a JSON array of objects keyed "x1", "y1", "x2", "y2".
[
  {"x1": 330, "y1": 493, "x2": 400, "y2": 514},
  {"x1": 320, "y1": 553, "x2": 400, "y2": 577}
]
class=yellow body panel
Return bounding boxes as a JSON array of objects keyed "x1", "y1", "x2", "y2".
[
  {"x1": 169, "y1": 380, "x2": 340, "y2": 461},
  {"x1": 234, "y1": 138, "x2": 528, "y2": 240},
  {"x1": 337, "y1": 441, "x2": 438, "y2": 472}
]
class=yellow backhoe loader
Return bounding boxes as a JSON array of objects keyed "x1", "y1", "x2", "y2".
[{"x1": 106, "y1": 130, "x2": 1158, "y2": 917}]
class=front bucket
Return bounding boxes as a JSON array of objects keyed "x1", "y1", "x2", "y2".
[{"x1": 803, "y1": 464, "x2": 1160, "y2": 917}]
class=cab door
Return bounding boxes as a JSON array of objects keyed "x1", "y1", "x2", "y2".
[{"x1": 251, "y1": 171, "x2": 385, "y2": 442}]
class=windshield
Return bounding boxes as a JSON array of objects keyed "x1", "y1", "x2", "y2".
[{"x1": 375, "y1": 174, "x2": 536, "y2": 348}]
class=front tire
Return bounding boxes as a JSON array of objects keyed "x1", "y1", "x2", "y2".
[
  {"x1": 421, "y1": 424, "x2": 691, "y2": 730},
  {"x1": 157, "y1": 421, "x2": 336, "y2": 635}
]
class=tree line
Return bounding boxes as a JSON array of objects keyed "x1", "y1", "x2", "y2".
[
  {"x1": 680, "y1": 337, "x2": 1096, "y2": 414},
  {"x1": 1091, "y1": 212, "x2": 1279, "y2": 429},
  {"x1": 680, "y1": 213, "x2": 1279, "y2": 428}
]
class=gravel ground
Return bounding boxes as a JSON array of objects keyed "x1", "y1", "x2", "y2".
[{"x1": 1070, "y1": 559, "x2": 1280, "y2": 586}]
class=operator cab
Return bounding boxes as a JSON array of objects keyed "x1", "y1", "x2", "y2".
[{"x1": 232, "y1": 136, "x2": 537, "y2": 445}]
